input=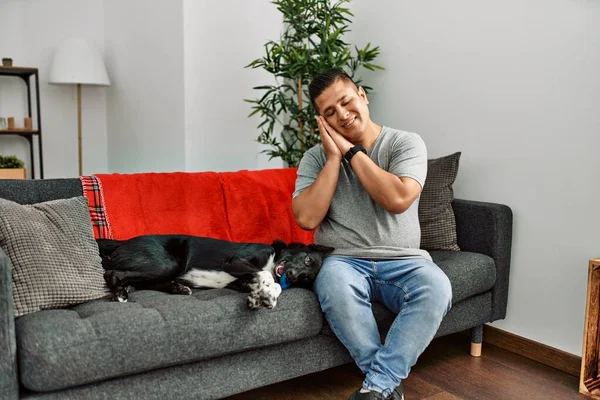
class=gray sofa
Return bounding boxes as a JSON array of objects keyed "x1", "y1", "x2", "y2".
[{"x1": 0, "y1": 178, "x2": 512, "y2": 400}]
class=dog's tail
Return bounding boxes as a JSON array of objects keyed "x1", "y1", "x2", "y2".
[{"x1": 96, "y1": 239, "x2": 125, "y2": 257}]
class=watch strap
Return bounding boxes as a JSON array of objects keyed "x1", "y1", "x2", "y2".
[{"x1": 344, "y1": 144, "x2": 367, "y2": 163}]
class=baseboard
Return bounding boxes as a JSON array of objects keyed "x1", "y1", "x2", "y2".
[{"x1": 481, "y1": 325, "x2": 581, "y2": 377}]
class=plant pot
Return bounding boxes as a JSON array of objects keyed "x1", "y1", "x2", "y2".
[
  {"x1": 0, "y1": 168, "x2": 26, "y2": 179},
  {"x1": 2, "y1": 58, "x2": 13, "y2": 67}
]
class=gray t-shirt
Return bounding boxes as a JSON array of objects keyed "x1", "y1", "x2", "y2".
[{"x1": 293, "y1": 126, "x2": 431, "y2": 261}]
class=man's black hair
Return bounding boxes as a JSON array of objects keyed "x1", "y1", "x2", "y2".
[{"x1": 308, "y1": 68, "x2": 358, "y2": 112}]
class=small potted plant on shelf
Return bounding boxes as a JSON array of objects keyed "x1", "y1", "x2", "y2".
[{"x1": 0, "y1": 155, "x2": 26, "y2": 179}]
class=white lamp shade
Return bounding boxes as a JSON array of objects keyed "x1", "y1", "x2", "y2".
[{"x1": 49, "y1": 38, "x2": 110, "y2": 86}]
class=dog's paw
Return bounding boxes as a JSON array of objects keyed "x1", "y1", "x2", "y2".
[
  {"x1": 247, "y1": 293, "x2": 262, "y2": 310},
  {"x1": 261, "y1": 282, "x2": 282, "y2": 309},
  {"x1": 112, "y1": 288, "x2": 128, "y2": 303},
  {"x1": 172, "y1": 283, "x2": 192, "y2": 295},
  {"x1": 247, "y1": 271, "x2": 282, "y2": 310}
]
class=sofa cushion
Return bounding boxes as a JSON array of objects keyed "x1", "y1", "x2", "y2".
[
  {"x1": 16, "y1": 287, "x2": 323, "y2": 392},
  {"x1": 419, "y1": 152, "x2": 461, "y2": 251},
  {"x1": 0, "y1": 196, "x2": 109, "y2": 317},
  {"x1": 430, "y1": 250, "x2": 496, "y2": 303}
]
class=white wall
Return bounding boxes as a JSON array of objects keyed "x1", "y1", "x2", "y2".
[
  {"x1": 347, "y1": 0, "x2": 600, "y2": 356},
  {"x1": 104, "y1": 0, "x2": 185, "y2": 173},
  {"x1": 104, "y1": 0, "x2": 282, "y2": 173},
  {"x1": 183, "y1": 0, "x2": 283, "y2": 172},
  {"x1": 1, "y1": 0, "x2": 283, "y2": 177},
  {"x1": 0, "y1": 0, "x2": 108, "y2": 178},
  {"x1": 0, "y1": 2, "x2": 27, "y2": 173}
]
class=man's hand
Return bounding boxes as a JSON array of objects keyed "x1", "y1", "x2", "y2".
[
  {"x1": 318, "y1": 117, "x2": 353, "y2": 155},
  {"x1": 317, "y1": 117, "x2": 342, "y2": 163},
  {"x1": 293, "y1": 117, "x2": 343, "y2": 230}
]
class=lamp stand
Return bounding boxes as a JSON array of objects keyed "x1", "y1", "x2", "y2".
[{"x1": 77, "y1": 83, "x2": 83, "y2": 176}]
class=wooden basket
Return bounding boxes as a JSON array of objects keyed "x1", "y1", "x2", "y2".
[{"x1": 581, "y1": 258, "x2": 600, "y2": 398}]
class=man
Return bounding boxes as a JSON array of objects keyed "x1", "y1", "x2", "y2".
[{"x1": 292, "y1": 68, "x2": 452, "y2": 400}]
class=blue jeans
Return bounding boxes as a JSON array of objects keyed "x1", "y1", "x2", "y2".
[{"x1": 314, "y1": 256, "x2": 452, "y2": 396}]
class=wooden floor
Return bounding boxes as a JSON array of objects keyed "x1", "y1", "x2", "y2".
[{"x1": 226, "y1": 333, "x2": 586, "y2": 400}]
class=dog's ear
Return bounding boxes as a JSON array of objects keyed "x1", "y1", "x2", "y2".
[
  {"x1": 271, "y1": 239, "x2": 288, "y2": 253},
  {"x1": 288, "y1": 242, "x2": 308, "y2": 249},
  {"x1": 308, "y1": 244, "x2": 334, "y2": 256}
]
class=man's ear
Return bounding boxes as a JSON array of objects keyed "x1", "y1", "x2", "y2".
[
  {"x1": 309, "y1": 244, "x2": 334, "y2": 256},
  {"x1": 358, "y1": 86, "x2": 369, "y2": 104}
]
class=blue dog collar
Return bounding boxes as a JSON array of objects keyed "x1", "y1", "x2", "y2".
[{"x1": 279, "y1": 274, "x2": 291, "y2": 290}]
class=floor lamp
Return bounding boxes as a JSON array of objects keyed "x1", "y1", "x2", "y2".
[{"x1": 49, "y1": 38, "x2": 110, "y2": 176}]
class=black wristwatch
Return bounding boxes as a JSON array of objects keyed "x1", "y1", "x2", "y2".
[{"x1": 344, "y1": 144, "x2": 367, "y2": 163}]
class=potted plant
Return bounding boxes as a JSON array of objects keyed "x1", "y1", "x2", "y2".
[
  {"x1": 0, "y1": 155, "x2": 26, "y2": 179},
  {"x1": 245, "y1": 0, "x2": 384, "y2": 167}
]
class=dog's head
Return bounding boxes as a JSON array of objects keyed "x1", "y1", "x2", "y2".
[{"x1": 271, "y1": 240, "x2": 334, "y2": 287}]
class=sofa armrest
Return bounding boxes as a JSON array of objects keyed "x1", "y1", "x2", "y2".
[
  {"x1": 0, "y1": 247, "x2": 18, "y2": 399},
  {"x1": 452, "y1": 198, "x2": 513, "y2": 321}
]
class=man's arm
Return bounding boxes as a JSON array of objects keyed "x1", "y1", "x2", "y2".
[
  {"x1": 321, "y1": 118, "x2": 423, "y2": 214},
  {"x1": 292, "y1": 118, "x2": 342, "y2": 230},
  {"x1": 292, "y1": 159, "x2": 340, "y2": 230},
  {"x1": 349, "y1": 152, "x2": 422, "y2": 214}
]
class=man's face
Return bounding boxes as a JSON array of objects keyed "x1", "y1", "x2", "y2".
[{"x1": 314, "y1": 78, "x2": 370, "y2": 143}]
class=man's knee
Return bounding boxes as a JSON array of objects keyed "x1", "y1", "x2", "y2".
[
  {"x1": 420, "y1": 265, "x2": 453, "y2": 314},
  {"x1": 435, "y1": 269, "x2": 453, "y2": 313},
  {"x1": 313, "y1": 258, "x2": 369, "y2": 311}
]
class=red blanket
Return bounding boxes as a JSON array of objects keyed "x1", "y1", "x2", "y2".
[{"x1": 81, "y1": 168, "x2": 314, "y2": 245}]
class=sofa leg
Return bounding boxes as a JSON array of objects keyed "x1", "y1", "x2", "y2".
[{"x1": 470, "y1": 325, "x2": 483, "y2": 357}]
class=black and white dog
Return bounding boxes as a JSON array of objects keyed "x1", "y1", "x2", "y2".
[{"x1": 97, "y1": 235, "x2": 333, "y2": 310}]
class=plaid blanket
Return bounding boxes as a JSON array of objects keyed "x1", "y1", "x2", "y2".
[
  {"x1": 78, "y1": 169, "x2": 314, "y2": 244},
  {"x1": 79, "y1": 175, "x2": 112, "y2": 239}
]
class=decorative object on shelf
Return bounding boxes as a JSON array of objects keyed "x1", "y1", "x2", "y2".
[
  {"x1": 1, "y1": 116, "x2": 35, "y2": 132},
  {"x1": 24, "y1": 117, "x2": 32, "y2": 130},
  {"x1": 0, "y1": 66, "x2": 44, "y2": 178},
  {"x1": 49, "y1": 38, "x2": 111, "y2": 176},
  {"x1": 0, "y1": 155, "x2": 26, "y2": 179},
  {"x1": 2, "y1": 58, "x2": 13, "y2": 67},
  {"x1": 245, "y1": 0, "x2": 384, "y2": 167}
]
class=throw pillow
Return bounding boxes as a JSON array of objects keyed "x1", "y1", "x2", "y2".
[
  {"x1": 0, "y1": 196, "x2": 110, "y2": 317},
  {"x1": 419, "y1": 152, "x2": 461, "y2": 251}
]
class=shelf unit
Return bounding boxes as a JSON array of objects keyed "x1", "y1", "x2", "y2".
[{"x1": 0, "y1": 66, "x2": 44, "y2": 178}]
